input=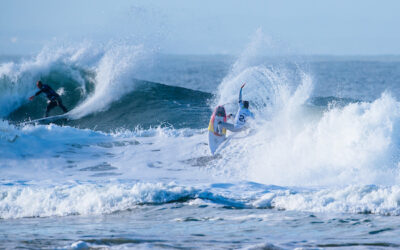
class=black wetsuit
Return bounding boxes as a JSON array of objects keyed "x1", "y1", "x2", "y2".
[{"x1": 34, "y1": 84, "x2": 68, "y2": 117}]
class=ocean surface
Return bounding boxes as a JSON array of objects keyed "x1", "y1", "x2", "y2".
[{"x1": 2, "y1": 44, "x2": 400, "y2": 249}]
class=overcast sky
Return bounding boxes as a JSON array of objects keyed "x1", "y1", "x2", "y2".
[{"x1": 1, "y1": 0, "x2": 399, "y2": 55}]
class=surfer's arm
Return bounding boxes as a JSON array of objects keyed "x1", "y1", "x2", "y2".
[
  {"x1": 239, "y1": 83, "x2": 245, "y2": 103},
  {"x1": 249, "y1": 111, "x2": 255, "y2": 119},
  {"x1": 29, "y1": 89, "x2": 43, "y2": 100},
  {"x1": 35, "y1": 89, "x2": 43, "y2": 96}
]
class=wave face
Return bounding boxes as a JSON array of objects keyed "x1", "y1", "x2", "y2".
[{"x1": 7, "y1": 79, "x2": 211, "y2": 131}]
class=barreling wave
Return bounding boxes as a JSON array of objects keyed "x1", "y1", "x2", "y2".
[
  {"x1": 0, "y1": 42, "x2": 97, "y2": 118},
  {"x1": 1, "y1": 44, "x2": 212, "y2": 131}
]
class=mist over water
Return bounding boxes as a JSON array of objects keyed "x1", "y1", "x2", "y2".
[{"x1": 2, "y1": 33, "x2": 400, "y2": 248}]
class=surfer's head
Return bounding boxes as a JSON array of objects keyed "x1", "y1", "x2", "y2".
[
  {"x1": 36, "y1": 81, "x2": 43, "y2": 88},
  {"x1": 243, "y1": 101, "x2": 249, "y2": 109},
  {"x1": 216, "y1": 106, "x2": 226, "y2": 117}
]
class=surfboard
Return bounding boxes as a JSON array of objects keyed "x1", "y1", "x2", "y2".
[
  {"x1": 21, "y1": 113, "x2": 69, "y2": 125},
  {"x1": 208, "y1": 106, "x2": 227, "y2": 155}
]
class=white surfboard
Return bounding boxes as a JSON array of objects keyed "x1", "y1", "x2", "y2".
[
  {"x1": 208, "y1": 106, "x2": 227, "y2": 155},
  {"x1": 21, "y1": 113, "x2": 69, "y2": 125}
]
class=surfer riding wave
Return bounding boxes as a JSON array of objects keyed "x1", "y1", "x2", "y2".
[
  {"x1": 29, "y1": 81, "x2": 68, "y2": 117},
  {"x1": 218, "y1": 83, "x2": 254, "y2": 132}
]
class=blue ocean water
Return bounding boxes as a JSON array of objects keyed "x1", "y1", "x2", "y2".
[{"x1": 2, "y1": 43, "x2": 400, "y2": 249}]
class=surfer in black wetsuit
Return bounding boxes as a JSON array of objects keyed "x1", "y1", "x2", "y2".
[{"x1": 29, "y1": 81, "x2": 68, "y2": 117}]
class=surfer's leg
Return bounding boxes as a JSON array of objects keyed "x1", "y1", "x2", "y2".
[
  {"x1": 45, "y1": 101, "x2": 57, "y2": 117},
  {"x1": 56, "y1": 98, "x2": 68, "y2": 113},
  {"x1": 232, "y1": 126, "x2": 245, "y2": 132},
  {"x1": 219, "y1": 122, "x2": 245, "y2": 132},
  {"x1": 219, "y1": 122, "x2": 238, "y2": 132}
]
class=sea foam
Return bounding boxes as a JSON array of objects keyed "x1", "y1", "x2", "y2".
[
  {"x1": 212, "y1": 31, "x2": 400, "y2": 187},
  {"x1": 0, "y1": 182, "x2": 197, "y2": 219}
]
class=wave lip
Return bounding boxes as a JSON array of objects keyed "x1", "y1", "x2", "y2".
[{"x1": 70, "y1": 44, "x2": 149, "y2": 119}]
